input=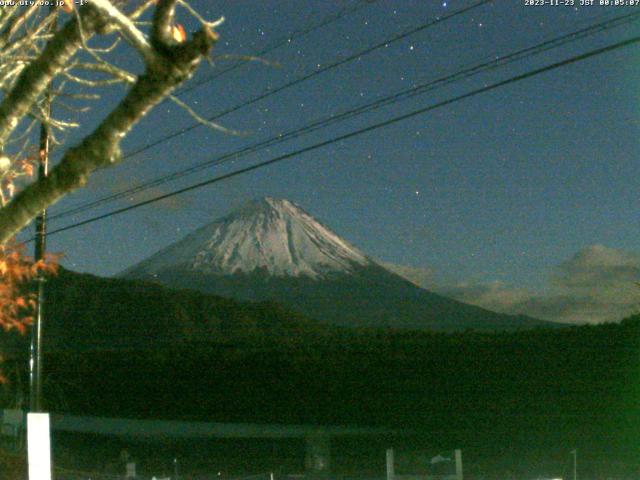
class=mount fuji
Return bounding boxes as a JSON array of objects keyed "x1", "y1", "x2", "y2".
[
  {"x1": 122, "y1": 198, "x2": 554, "y2": 331},
  {"x1": 125, "y1": 197, "x2": 371, "y2": 279}
]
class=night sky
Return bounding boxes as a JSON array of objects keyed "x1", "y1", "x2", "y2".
[{"x1": 20, "y1": 0, "x2": 640, "y2": 323}]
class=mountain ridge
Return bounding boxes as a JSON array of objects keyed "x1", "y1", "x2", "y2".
[
  {"x1": 122, "y1": 197, "x2": 371, "y2": 279},
  {"x1": 123, "y1": 197, "x2": 558, "y2": 331}
]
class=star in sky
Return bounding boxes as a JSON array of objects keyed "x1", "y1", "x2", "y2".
[{"x1": 41, "y1": 0, "x2": 640, "y2": 311}]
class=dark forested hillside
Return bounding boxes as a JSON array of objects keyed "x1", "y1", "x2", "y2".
[
  {"x1": 0, "y1": 269, "x2": 638, "y2": 475},
  {"x1": 128, "y1": 265, "x2": 555, "y2": 331}
]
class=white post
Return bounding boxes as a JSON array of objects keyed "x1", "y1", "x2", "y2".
[
  {"x1": 27, "y1": 413, "x2": 52, "y2": 480},
  {"x1": 126, "y1": 461, "x2": 136, "y2": 478},
  {"x1": 386, "y1": 448, "x2": 395, "y2": 480},
  {"x1": 454, "y1": 449, "x2": 463, "y2": 480}
]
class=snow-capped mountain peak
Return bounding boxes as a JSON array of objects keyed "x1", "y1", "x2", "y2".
[{"x1": 125, "y1": 197, "x2": 372, "y2": 278}]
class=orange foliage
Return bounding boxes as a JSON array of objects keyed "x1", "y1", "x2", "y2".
[
  {"x1": 0, "y1": 154, "x2": 59, "y2": 383},
  {"x1": 0, "y1": 243, "x2": 59, "y2": 339},
  {"x1": 172, "y1": 23, "x2": 187, "y2": 43},
  {"x1": 1, "y1": 154, "x2": 37, "y2": 205},
  {"x1": 59, "y1": 0, "x2": 74, "y2": 13}
]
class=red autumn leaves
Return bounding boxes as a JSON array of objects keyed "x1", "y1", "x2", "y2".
[{"x1": 0, "y1": 244, "x2": 59, "y2": 336}]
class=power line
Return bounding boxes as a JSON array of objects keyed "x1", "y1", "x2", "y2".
[
  {"x1": 119, "y1": 0, "x2": 493, "y2": 160},
  {"x1": 36, "y1": 33, "x2": 640, "y2": 240},
  {"x1": 49, "y1": 10, "x2": 640, "y2": 222},
  {"x1": 49, "y1": 0, "x2": 375, "y2": 163},
  {"x1": 175, "y1": 0, "x2": 374, "y2": 97}
]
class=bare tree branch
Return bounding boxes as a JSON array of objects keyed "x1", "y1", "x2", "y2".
[
  {"x1": 177, "y1": 0, "x2": 224, "y2": 30},
  {"x1": 128, "y1": 0, "x2": 158, "y2": 21},
  {"x1": 0, "y1": 3, "x2": 41, "y2": 50},
  {"x1": 90, "y1": 0, "x2": 158, "y2": 64},
  {"x1": 0, "y1": 8, "x2": 103, "y2": 148},
  {"x1": 2, "y1": 16, "x2": 56, "y2": 58},
  {"x1": 0, "y1": 3, "x2": 217, "y2": 243},
  {"x1": 69, "y1": 62, "x2": 136, "y2": 84},
  {"x1": 152, "y1": 0, "x2": 179, "y2": 48},
  {"x1": 168, "y1": 94, "x2": 244, "y2": 136}
]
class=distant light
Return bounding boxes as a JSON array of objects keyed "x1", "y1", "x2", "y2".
[{"x1": 442, "y1": 1, "x2": 447, "y2": 7}]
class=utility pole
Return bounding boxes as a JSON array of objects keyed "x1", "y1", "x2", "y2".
[
  {"x1": 29, "y1": 5, "x2": 56, "y2": 414},
  {"x1": 28, "y1": 116, "x2": 49, "y2": 412},
  {"x1": 454, "y1": 449, "x2": 463, "y2": 480},
  {"x1": 27, "y1": 78, "x2": 53, "y2": 480},
  {"x1": 570, "y1": 449, "x2": 577, "y2": 480},
  {"x1": 385, "y1": 448, "x2": 394, "y2": 480},
  {"x1": 26, "y1": 10, "x2": 57, "y2": 480}
]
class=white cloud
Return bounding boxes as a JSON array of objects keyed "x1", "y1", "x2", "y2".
[
  {"x1": 384, "y1": 245, "x2": 640, "y2": 325},
  {"x1": 436, "y1": 281, "x2": 532, "y2": 315}
]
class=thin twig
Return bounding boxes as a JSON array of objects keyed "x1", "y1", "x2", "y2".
[{"x1": 168, "y1": 94, "x2": 246, "y2": 136}]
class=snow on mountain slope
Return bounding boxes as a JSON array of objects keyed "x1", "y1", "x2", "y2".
[{"x1": 125, "y1": 198, "x2": 372, "y2": 278}]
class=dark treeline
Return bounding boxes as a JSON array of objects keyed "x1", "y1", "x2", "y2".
[{"x1": 1, "y1": 269, "x2": 638, "y2": 477}]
